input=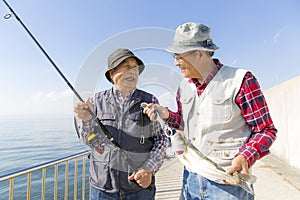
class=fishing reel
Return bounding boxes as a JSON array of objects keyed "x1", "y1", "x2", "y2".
[{"x1": 86, "y1": 132, "x2": 105, "y2": 154}]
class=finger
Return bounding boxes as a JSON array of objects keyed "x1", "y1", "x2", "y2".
[
  {"x1": 128, "y1": 172, "x2": 135, "y2": 180},
  {"x1": 143, "y1": 107, "x2": 150, "y2": 114},
  {"x1": 223, "y1": 179, "x2": 239, "y2": 186},
  {"x1": 134, "y1": 173, "x2": 143, "y2": 181},
  {"x1": 78, "y1": 113, "x2": 89, "y2": 118},
  {"x1": 140, "y1": 177, "x2": 151, "y2": 188},
  {"x1": 143, "y1": 104, "x2": 155, "y2": 113},
  {"x1": 156, "y1": 105, "x2": 169, "y2": 119},
  {"x1": 73, "y1": 102, "x2": 83, "y2": 111},
  {"x1": 74, "y1": 102, "x2": 88, "y2": 112},
  {"x1": 147, "y1": 108, "x2": 155, "y2": 116},
  {"x1": 226, "y1": 166, "x2": 235, "y2": 175},
  {"x1": 77, "y1": 108, "x2": 88, "y2": 114},
  {"x1": 144, "y1": 108, "x2": 157, "y2": 121},
  {"x1": 175, "y1": 150, "x2": 184, "y2": 155},
  {"x1": 146, "y1": 103, "x2": 155, "y2": 109},
  {"x1": 86, "y1": 98, "x2": 94, "y2": 112},
  {"x1": 152, "y1": 105, "x2": 157, "y2": 114},
  {"x1": 149, "y1": 113, "x2": 157, "y2": 121},
  {"x1": 136, "y1": 179, "x2": 145, "y2": 184},
  {"x1": 240, "y1": 167, "x2": 249, "y2": 175},
  {"x1": 147, "y1": 108, "x2": 157, "y2": 121}
]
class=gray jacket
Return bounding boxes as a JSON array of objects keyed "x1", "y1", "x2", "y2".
[{"x1": 84, "y1": 88, "x2": 156, "y2": 193}]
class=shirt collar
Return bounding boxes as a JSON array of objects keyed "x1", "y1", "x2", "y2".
[{"x1": 112, "y1": 86, "x2": 136, "y2": 99}]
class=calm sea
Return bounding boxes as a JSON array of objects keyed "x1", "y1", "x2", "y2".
[{"x1": 0, "y1": 117, "x2": 89, "y2": 199}]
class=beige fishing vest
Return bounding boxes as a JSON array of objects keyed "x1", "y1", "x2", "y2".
[{"x1": 180, "y1": 66, "x2": 251, "y2": 167}]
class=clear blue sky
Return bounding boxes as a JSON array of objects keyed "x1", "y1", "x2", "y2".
[{"x1": 0, "y1": 0, "x2": 299, "y2": 117}]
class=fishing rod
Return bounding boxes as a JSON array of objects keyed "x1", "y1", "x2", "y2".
[{"x1": 2, "y1": 0, "x2": 140, "y2": 175}]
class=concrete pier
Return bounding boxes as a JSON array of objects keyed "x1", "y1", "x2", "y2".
[{"x1": 155, "y1": 155, "x2": 300, "y2": 199}]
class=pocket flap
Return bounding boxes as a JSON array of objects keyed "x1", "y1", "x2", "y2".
[
  {"x1": 180, "y1": 95, "x2": 194, "y2": 104},
  {"x1": 97, "y1": 113, "x2": 115, "y2": 120},
  {"x1": 212, "y1": 95, "x2": 231, "y2": 105}
]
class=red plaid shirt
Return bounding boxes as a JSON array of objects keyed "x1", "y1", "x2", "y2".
[{"x1": 166, "y1": 59, "x2": 277, "y2": 167}]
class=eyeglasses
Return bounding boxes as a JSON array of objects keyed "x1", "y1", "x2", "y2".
[{"x1": 172, "y1": 51, "x2": 196, "y2": 61}]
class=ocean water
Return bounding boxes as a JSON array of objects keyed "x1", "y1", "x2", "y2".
[{"x1": 0, "y1": 117, "x2": 89, "y2": 199}]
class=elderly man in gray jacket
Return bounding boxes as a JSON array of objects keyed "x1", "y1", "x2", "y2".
[{"x1": 74, "y1": 48, "x2": 167, "y2": 200}]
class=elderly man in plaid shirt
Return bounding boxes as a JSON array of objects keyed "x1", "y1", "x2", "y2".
[{"x1": 144, "y1": 22, "x2": 277, "y2": 200}]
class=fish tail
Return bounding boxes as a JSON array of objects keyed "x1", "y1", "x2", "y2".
[
  {"x1": 238, "y1": 173, "x2": 257, "y2": 184},
  {"x1": 236, "y1": 173, "x2": 257, "y2": 195},
  {"x1": 239, "y1": 179, "x2": 255, "y2": 196}
]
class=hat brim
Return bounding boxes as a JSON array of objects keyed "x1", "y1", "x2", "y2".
[
  {"x1": 105, "y1": 55, "x2": 145, "y2": 83},
  {"x1": 166, "y1": 44, "x2": 219, "y2": 54}
]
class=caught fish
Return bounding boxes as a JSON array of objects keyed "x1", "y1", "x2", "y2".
[
  {"x1": 141, "y1": 103, "x2": 257, "y2": 195},
  {"x1": 168, "y1": 130, "x2": 257, "y2": 196}
]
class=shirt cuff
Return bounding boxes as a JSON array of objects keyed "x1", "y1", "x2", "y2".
[
  {"x1": 143, "y1": 160, "x2": 157, "y2": 174},
  {"x1": 238, "y1": 147, "x2": 260, "y2": 167},
  {"x1": 82, "y1": 119, "x2": 95, "y2": 132},
  {"x1": 165, "y1": 110, "x2": 176, "y2": 123}
]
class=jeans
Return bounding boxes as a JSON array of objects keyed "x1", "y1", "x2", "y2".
[
  {"x1": 90, "y1": 186, "x2": 156, "y2": 200},
  {"x1": 181, "y1": 168, "x2": 254, "y2": 200}
]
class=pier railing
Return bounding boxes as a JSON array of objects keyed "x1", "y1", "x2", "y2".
[{"x1": 0, "y1": 150, "x2": 90, "y2": 200}]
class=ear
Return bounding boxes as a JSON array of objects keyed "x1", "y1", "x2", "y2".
[{"x1": 109, "y1": 70, "x2": 114, "y2": 77}]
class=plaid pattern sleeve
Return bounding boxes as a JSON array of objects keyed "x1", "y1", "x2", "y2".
[
  {"x1": 74, "y1": 96, "x2": 97, "y2": 145},
  {"x1": 143, "y1": 96, "x2": 168, "y2": 173},
  {"x1": 165, "y1": 89, "x2": 184, "y2": 130},
  {"x1": 74, "y1": 118, "x2": 97, "y2": 146},
  {"x1": 236, "y1": 72, "x2": 277, "y2": 167}
]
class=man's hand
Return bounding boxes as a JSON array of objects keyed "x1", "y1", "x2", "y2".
[
  {"x1": 224, "y1": 155, "x2": 249, "y2": 186},
  {"x1": 128, "y1": 167, "x2": 153, "y2": 188},
  {"x1": 143, "y1": 103, "x2": 169, "y2": 121},
  {"x1": 73, "y1": 98, "x2": 94, "y2": 121}
]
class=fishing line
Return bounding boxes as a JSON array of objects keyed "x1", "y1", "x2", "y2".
[{"x1": 2, "y1": 0, "x2": 140, "y2": 175}]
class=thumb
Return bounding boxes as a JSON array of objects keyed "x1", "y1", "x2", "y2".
[
  {"x1": 128, "y1": 172, "x2": 135, "y2": 180},
  {"x1": 86, "y1": 98, "x2": 94, "y2": 112},
  {"x1": 134, "y1": 172, "x2": 142, "y2": 180},
  {"x1": 226, "y1": 166, "x2": 236, "y2": 175},
  {"x1": 157, "y1": 105, "x2": 169, "y2": 119},
  {"x1": 240, "y1": 165, "x2": 250, "y2": 175}
]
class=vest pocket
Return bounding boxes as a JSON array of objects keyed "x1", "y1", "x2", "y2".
[
  {"x1": 180, "y1": 95, "x2": 195, "y2": 122},
  {"x1": 180, "y1": 95, "x2": 194, "y2": 104},
  {"x1": 90, "y1": 149, "x2": 112, "y2": 189},
  {"x1": 211, "y1": 95, "x2": 232, "y2": 121},
  {"x1": 97, "y1": 113, "x2": 115, "y2": 126},
  {"x1": 126, "y1": 112, "x2": 143, "y2": 134},
  {"x1": 209, "y1": 138, "x2": 245, "y2": 160}
]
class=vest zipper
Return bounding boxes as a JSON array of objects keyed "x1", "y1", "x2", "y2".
[{"x1": 119, "y1": 100, "x2": 140, "y2": 130}]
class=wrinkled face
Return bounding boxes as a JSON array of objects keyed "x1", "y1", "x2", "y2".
[
  {"x1": 173, "y1": 51, "x2": 201, "y2": 79},
  {"x1": 109, "y1": 57, "x2": 139, "y2": 90}
]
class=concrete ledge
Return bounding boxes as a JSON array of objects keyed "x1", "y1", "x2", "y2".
[
  {"x1": 156, "y1": 155, "x2": 300, "y2": 199},
  {"x1": 258, "y1": 155, "x2": 300, "y2": 191}
]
